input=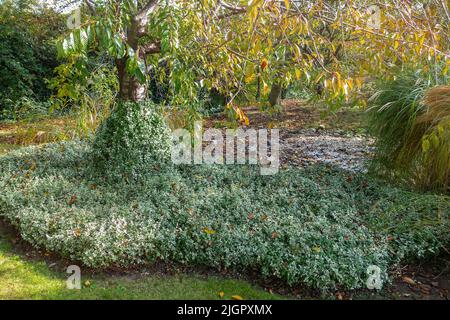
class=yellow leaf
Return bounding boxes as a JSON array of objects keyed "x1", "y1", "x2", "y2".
[
  {"x1": 73, "y1": 228, "x2": 81, "y2": 237},
  {"x1": 263, "y1": 81, "x2": 269, "y2": 96},
  {"x1": 231, "y1": 295, "x2": 243, "y2": 300},
  {"x1": 422, "y1": 139, "x2": 430, "y2": 152},
  {"x1": 312, "y1": 246, "x2": 321, "y2": 253},
  {"x1": 284, "y1": 0, "x2": 290, "y2": 10},
  {"x1": 315, "y1": 72, "x2": 324, "y2": 84},
  {"x1": 226, "y1": 31, "x2": 233, "y2": 42},
  {"x1": 292, "y1": 44, "x2": 301, "y2": 58},
  {"x1": 203, "y1": 227, "x2": 216, "y2": 235},
  {"x1": 218, "y1": 291, "x2": 225, "y2": 298}
]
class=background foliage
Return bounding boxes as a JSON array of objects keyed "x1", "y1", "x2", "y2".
[
  {"x1": 368, "y1": 65, "x2": 450, "y2": 191},
  {"x1": 0, "y1": 0, "x2": 64, "y2": 120}
]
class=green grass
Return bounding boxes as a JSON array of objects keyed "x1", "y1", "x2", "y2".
[
  {"x1": 0, "y1": 230, "x2": 283, "y2": 300},
  {"x1": 0, "y1": 143, "x2": 20, "y2": 156}
]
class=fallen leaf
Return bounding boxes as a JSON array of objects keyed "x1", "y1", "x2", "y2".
[
  {"x1": 68, "y1": 195, "x2": 77, "y2": 205},
  {"x1": 231, "y1": 295, "x2": 243, "y2": 300},
  {"x1": 203, "y1": 227, "x2": 216, "y2": 235},
  {"x1": 271, "y1": 232, "x2": 278, "y2": 239},
  {"x1": 402, "y1": 276, "x2": 416, "y2": 285},
  {"x1": 312, "y1": 246, "x2": 322, "y2": 253},
  {"x1": 248, "y1": 213, "x2": 255, "y2": 220},
  {"x1": 419, "y1": 284, "x2": 431, "y2": 294},
  {"x1": 218, "y1": 291, "x2": 224, "y2": 298},
  {"x1": 84, "y1": 280, "x2": 91, "y2": 287},
  {"x1": 420, "y1": 288, "x2": 431, "y2": 295}
]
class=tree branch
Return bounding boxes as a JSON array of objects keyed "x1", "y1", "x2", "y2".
[
  {"x1": 141, "y1": 41, "x2": 161, "y2": 55},
  {"x1": 84, "y1": 0, "x2": 96, "y2": 14},
  {"x1": 218, "y1": 0, "x2": 247, "y2": 12},
  {"x1": 136, "y1": 0, "x2": 159, "y2": 21}
]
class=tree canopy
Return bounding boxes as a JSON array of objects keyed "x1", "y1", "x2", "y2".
[{"x1": 55, "y1": 0, "x2": 449, "y2": 123}]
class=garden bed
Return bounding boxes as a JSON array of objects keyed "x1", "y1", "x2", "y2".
[{"x1": 0, "y1": 141, "x2": 448, "y2": 291}]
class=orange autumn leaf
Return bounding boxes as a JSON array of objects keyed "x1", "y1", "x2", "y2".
[
  {"x1": 261, "y1": 58, "x2": 268, "y2": 70},
  {"x1": 68, "y1": 195, "x2": 77, "y2": 205}
]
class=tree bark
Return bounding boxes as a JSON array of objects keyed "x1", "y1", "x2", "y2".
[
  {"x1": 115, "y1": 15, "x2": 151, "y2": 102},
  {"x1": 269, "y1": 83, "x2": 283, "y2": 107},
  {"x1": 116, "y1": 58, "x2": 148, "y2": 102}
]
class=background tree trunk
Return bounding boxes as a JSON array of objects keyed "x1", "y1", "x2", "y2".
[{"x1": 269, "y1": 83, "x2": 283, "y2": 107}]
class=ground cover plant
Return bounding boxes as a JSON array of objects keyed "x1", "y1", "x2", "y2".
[
  {"x1": 1, "y1": 0, "x2": 449, "y2": 301},
  {"x1": 1, "y1": 137, "x2": 448, "y2": 291}
]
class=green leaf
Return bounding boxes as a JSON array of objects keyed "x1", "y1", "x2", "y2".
[
  {"x1": 126, "y1": 57, "x2": 137, "y2": 75},
  {"x1": 135, "y1": 59, "x2": 147, "y2": 83},
  {"x1": 114, "y1": 35, "x2": 126, "y2": 59}
]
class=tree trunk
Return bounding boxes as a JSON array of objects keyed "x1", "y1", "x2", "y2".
[
  {"x1": 269, "y1": 83, "x2": 283, "y2": 107},
  {"x1": 116, "y1": 58, "x2": 147, "y2": 102},
  {"x1": 115, "y1": 16, "x2": 149, "y2": 102}
]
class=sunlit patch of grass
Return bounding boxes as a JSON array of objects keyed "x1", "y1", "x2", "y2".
[
  {"x1": 0, "y1": 116, "x2": 78, "y2": 147},
  {"x1": 0, "y1": 231, "x2": 282, "y2": 300},
  {"x1": 0, "y1": 143, "x2": 20, "y2": 156}
]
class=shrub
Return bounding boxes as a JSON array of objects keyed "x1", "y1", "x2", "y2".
[
  {"x1": 367, "y1": 69, "x2": 450, "y2": 191},
  {"x1": 0, "y1": 141, "x2": 448, "y2": 290},
  {"x1": 0, "y1": 3, "x2": 62, "y2": 120},
  {"x1": 92, "y1": 101, "x2": 172, "y2": 178},
  {"x1": 418, "y1": 86, "x2": 450, "y2": 190},
  {"x1": 48, "y1": 55, "x2": 119, "y2": 137}
]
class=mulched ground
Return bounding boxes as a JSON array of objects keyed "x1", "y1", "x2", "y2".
[{"x1": 205, "y1": 99, "x2": 373, "y2": 172}]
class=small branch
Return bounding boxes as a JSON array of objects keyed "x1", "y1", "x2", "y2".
[
  {"x1": 84, "y1": 0, "x2": 96, "y2": 14},
  {"x1": 141, "y1": 41, "x2": 161, "y2": 55},
  {"x1": 218, "y1": 0, "x2": 247, "y2": 13}
]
